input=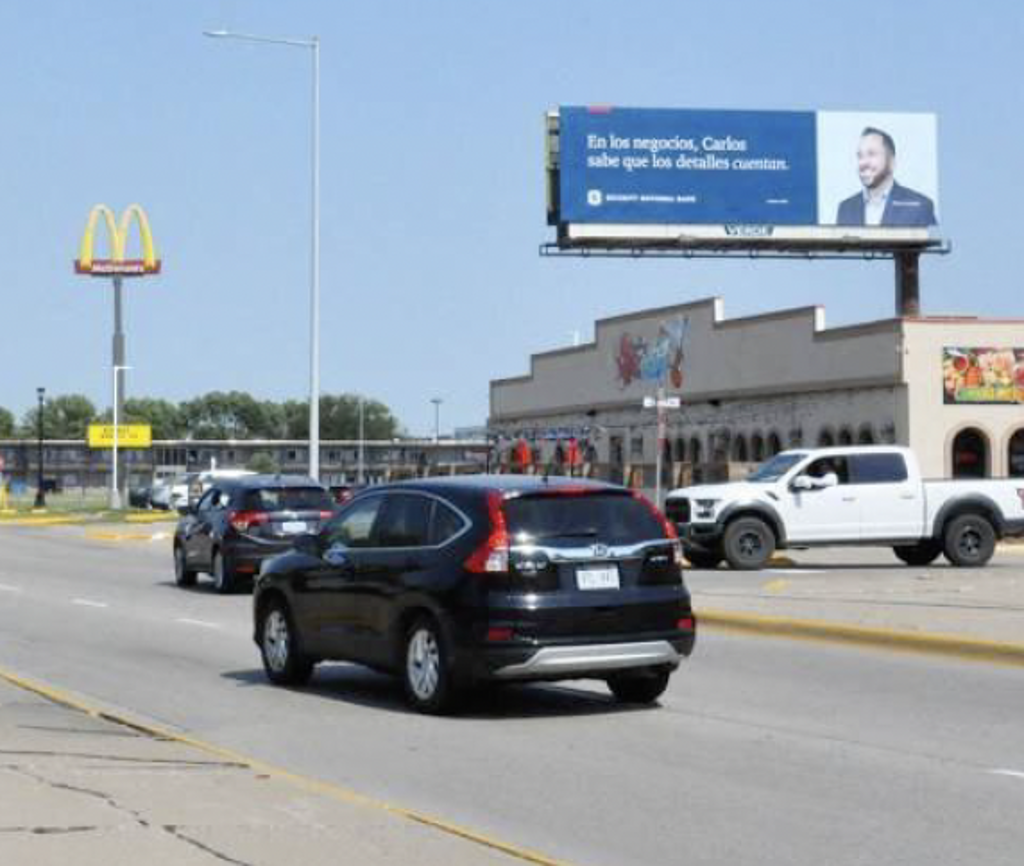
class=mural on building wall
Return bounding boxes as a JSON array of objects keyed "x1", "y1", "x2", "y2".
[
  {"x1": 943, "y1": 347, "x2": 1024, "y2": 404},
  {"x1": 615, "y1": 316, "x2": 689, "y2": 389}
]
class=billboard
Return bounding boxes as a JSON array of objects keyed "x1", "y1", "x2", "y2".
[
  {"x1": 551, "y1": 106, "x2": 939, "y2": 247},
  {"x1": 943, "y1": 348, "x2": 1024, "y2": 405}
]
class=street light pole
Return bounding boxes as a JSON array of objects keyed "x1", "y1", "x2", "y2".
[
  {"x1": 34, "y1": 387, "x2": 45, "y2": 508},
  {"x1": 357, "y1": 395, "x2": 365, "y2": 485},
  {"x1": 431, "y1": 398, "x2": 442, "y2": 444},
  {"x1": 204, "y1": 29, "x2": 321, "y2": 481}
]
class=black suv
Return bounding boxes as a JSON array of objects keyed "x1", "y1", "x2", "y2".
[
  {"x1": 174, "y1": 475, "x2": 336, "y2": 593},
  {"x1": 252, "y1": 476, "x2": 696, "y2": 713}
]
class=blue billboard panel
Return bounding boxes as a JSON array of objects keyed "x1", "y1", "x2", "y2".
[{"x1": 559, "y1": 107, "x2": 819, "y2": 225}]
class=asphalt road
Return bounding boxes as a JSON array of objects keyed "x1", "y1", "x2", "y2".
[{"x1": 1, "y1": 526, "x2": 1022, "y2": 866}]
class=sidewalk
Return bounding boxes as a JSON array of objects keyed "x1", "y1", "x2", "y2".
[
  {"x1": 689, "y1": 545, "x2": 1024, "y2": 664},
  {"x1": 0, "y1": 676, "x2": 547, "y2": 866}
]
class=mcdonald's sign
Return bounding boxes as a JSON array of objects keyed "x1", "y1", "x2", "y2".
[{"x1": 74, "y1": 204, "x2": 161, "y2": 276}]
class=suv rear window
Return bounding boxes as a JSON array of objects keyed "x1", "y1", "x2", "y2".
[
  {"x1": 504, "y1": 493, "x2": 665, "y2": 546},
  {"x1": 243, "y1": 487, "x2": 334, "y2": 512}
]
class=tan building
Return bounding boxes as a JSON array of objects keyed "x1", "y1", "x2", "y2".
[{"x1": 489, "y1": 297, "x2": 1024, "y2": 487}]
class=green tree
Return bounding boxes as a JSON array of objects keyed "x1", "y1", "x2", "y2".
[
  {"x1": 98, "y1": 397, "x2": 185, "y2": 440},
  {"x1": 178, "y1": 391, "x2": 283, "y2": 440},
  {"x1": 0, "y1": 406, "x2": 14, "y2": 438},
  {"x1": 21, "y1": 394, "x2": 97, "y2": 439},
  {"x1": 282, "y1": 395, "x2": 400, "y2": 441}
]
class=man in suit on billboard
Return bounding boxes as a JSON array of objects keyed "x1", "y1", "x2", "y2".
[{"x1": 835, "y1": 127, "x2": 936, "y2": 227}]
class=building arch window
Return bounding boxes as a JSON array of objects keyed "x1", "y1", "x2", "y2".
[
  {"x1": 767, "y1": 432, "x2": 782, "y2": 456},
  {"x1": 838, "y1": 427, "x2": 854, "y2": 446},
  {"x1": 732, "y1": 435, "x2": 749, "y2": 462},
  {"x1": 817, "y1": 429, "x2": 835, "y2": 447},
  {"x1": 952, "y1": 428, "x2": 989, "y2": 479},
  {"x1": 857, "y1": 425, "x2": 875, "y2": 445},
  {"x1": 1008, "y1": 429, "x2": 1024, "y2": 477},
  {"x1": 751, "y1": 433, "x2": 765, "y2": 462}
]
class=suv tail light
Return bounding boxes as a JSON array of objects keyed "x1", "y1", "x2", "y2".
[
  {"x1": 464, "y1": 491, "x2": 510, "y2": 574},
  {"x1": 633, "y1": 491, "x2": 684, "y2": 566},
  {"x1": 229, "y1": 510, "x2": 270, "y2": 533}
]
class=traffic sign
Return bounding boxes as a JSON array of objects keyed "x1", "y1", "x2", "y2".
[
  {"x1": 87, "y1": 424, "x2": 152, "y2": 449},
  {"x1": 642, "y1": 396, "x2": 681, "y2": 409}
]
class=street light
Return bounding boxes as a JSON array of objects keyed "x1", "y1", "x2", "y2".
[
  {"x1": 204, "y1": 28, "x2": 322, "y2": 481},
  {"x1": 357, "y1": 395, "x2": 365, "y2": 485},
  {"x1": 34, "y1": 387, "x2": 45, "y2": 508},
  {"x1": 431, "y1": 398, "x2": 443, "y2": 444},
  {"x1": 111, "y1": 365, "x2": 132, "y2": 509}
]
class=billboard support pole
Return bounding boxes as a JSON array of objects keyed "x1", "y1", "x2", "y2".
[
  {"x1": 895, "y1": 252, "x2": 921, "y2": 317},
  {"x1": 111, "y1": 278, "x2": 127, "y2": 509}
]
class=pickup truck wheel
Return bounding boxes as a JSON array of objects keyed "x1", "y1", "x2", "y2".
[
  {"x1": 892, "y1": 541, "x2": 942, "y2": 566},
  {"x1": 723, "y1": 517, "x2": 775, "y2": 570},
  {"x1": 943, "y1": 514, "x2": 996, "y2": 567},
  {"x1": 685, "y1": 549, "x2": 724, "y2": 569}
]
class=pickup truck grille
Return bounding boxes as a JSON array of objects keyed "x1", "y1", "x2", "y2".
[{"x1": 665, "y1": 497, "x2": 690, "y2": 526}]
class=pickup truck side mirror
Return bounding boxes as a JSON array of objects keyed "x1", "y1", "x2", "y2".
[
  {"x1": 791, "y1": 475, "x2": 813, "y2": 491},
  {"x1": 791, "y1": 472, "x2": 839, "y2": 492}
]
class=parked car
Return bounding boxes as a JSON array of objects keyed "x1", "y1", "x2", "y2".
[
  {"x1": 252, "y1": 476, "x2": 696, "y2": 714},
  {"x1": 128, "y1": 485, "x2": 152, "y2": 509},
  {"x1": 173, "y1": 475, "x2": 336, "y2": 593},
  {"x1": 667, "y1": 445, "x2": 1024, "y2": 570}
]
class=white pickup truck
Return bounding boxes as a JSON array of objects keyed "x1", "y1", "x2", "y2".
[{"x1": 666, "y1": 446, "x2": 1024, "y2": 570}]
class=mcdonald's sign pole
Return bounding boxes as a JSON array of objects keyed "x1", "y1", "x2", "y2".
[{"x1": 75, "y1": 204, "x2": 161, "y2": 508}]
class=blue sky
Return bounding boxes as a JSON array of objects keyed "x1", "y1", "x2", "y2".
[{"x1": 1, "y1": 1, "x2": 1021, "y2": 435}]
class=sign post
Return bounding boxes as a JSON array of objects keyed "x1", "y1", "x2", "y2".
[
  {"x1": 74, "y1": 204, "x2": 161, "y2": 509},
  {"x1": 642, "y1": 389, "x2": 681, "y2": 509}
]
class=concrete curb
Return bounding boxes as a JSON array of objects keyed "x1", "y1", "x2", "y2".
[
  {"x1": 0, "y1": 665, "x2": 578, "y2": 866},
  {"x1": 698, "y1": 608, "x2": 1024, "y2": 667}
]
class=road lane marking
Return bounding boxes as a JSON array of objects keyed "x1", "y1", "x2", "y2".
[
  {"x1": 71, "y1": 599, "x2": 109, "y2": 609},
  {"x1": 0, "y1": 583, "x2": 23, "y2": 593},
  {"x1": 765, "y1": 569, "x2": 827, "y2": 575},
  {"x1": 990, "y1": 769, "x2": 1024, "y2": 780},
  {"x1": 762, "y1": 579, "x2": 789, "y2": 592},
  {"x1": 175, "y1": 618, "x2": 221, "y2": 629},
  {"x1": 0, "y1": 664, "x2": 580, "y2": 866}
]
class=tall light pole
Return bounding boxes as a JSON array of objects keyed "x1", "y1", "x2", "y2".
[
  {"x1": 34, "y1": 387, "x2": 46, "y2": 508},
  {"x1": 431, "y1": 398, "x2": 442, "y2": 443},
  {"x1": 111, "y1": 365, "x2": 132, "y2": 509},
  {"x1": 204, "y1": 29, "x2": 322, "y2": 480},
  {"x1": 357, "y1": 395, "x2": 365, "y2": 485}
]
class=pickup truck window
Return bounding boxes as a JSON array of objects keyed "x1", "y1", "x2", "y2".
[
  {"x1": 748, "y1": 452, "x2": 806, "y2": 482},
  {"x1": 804, "y1": 457, "x2": 850, "y2": 484},
  {"x1": 849, "y1": 453, "x2": 908, "y2": 484}
]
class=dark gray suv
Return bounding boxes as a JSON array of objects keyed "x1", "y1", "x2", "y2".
[{"x1": 173, "y1": 475, "x2": 336, "y2": 593}]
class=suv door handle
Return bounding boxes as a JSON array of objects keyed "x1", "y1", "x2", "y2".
[{"x1": 842, "y1": 496, "x2": 857, "y2": 502}]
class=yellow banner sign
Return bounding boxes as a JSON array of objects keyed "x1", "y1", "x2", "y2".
[{"x1": 87, "y1": 424, "x2": 153, "y2": 449}]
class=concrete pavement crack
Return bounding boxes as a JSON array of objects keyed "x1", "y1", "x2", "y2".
[
  {"x1": 0, "y1": 825, "x2": 98, "y2": 835},
  {"x1": 161, "y1": 826, "x2": 255, "y2": 866},
  {"x1": 0, "y1": 749, "x2": 246, "y2": 767}
]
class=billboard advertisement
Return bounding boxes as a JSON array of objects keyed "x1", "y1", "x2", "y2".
[
  {"x1": 943, "y1": 348, "x2": 1024, "y2": 405},
  {"x1": 554, "y1": 106, "x2": 939, "y2": 243}
]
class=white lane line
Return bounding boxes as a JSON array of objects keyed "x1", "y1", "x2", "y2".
[
  {"x1": 175, "y1": 618, "x2": 221, "y2": 629},
  {"x1": 72, "y1": 598, "x2": 109, "y2": 609},
  {"x1": 0, "y1": 583, "x2": 23, "y2": 593},
  {"x1": 990, "y1": 769, "x2": 1024, "y2": 780}
]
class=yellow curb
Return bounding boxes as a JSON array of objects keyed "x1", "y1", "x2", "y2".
[
  {"x1": 768, "y1": 555, "x2": 796, "y2": 567},
  {"x1": 0, "y1": 666, "x2": 579, "y2": 866},
  {"x1": 698, "y1": 608, "x2": 1024, "y2": 668},
  {"x1": 125, "y1": 513, "x2": 178, "y2": 524},
  {"x1": 84, "y1": 529, "x2": 163, "y2": 543},
  {"x1": 0, "y1": 515, "x2": 84, "y2": 527}
]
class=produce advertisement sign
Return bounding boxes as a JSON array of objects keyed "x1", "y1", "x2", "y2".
[{"x1": 943, "y1": 347, "x2": 1024, "y2": 404}]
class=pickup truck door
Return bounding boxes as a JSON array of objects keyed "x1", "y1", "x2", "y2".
[
  {"x1": 780, "y1": 456, "x2": 860, "y2": 543},
  {"x1": 849, "y1": 452, "x2": 924, "y2": 541}
]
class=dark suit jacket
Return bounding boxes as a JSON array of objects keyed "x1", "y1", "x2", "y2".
[{"x1": 835, "y1": 182, "x2": 936, "y2": 227}]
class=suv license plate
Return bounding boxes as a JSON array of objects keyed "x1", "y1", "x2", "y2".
[
  {"x1": 576, "y1": 565, "x2": 620, "y2": 591},
  {"x1": 281, "y1": 521, "x2": 308, "y2": 534}
]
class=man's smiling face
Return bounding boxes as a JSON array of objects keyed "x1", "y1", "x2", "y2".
[{"x1": 857, "y1": 133, "x2": 894, "y2": 190}]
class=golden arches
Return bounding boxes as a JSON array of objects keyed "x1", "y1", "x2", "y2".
[{"x1": 76, "y1": 203, "x2": 160, "y2": 275}]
